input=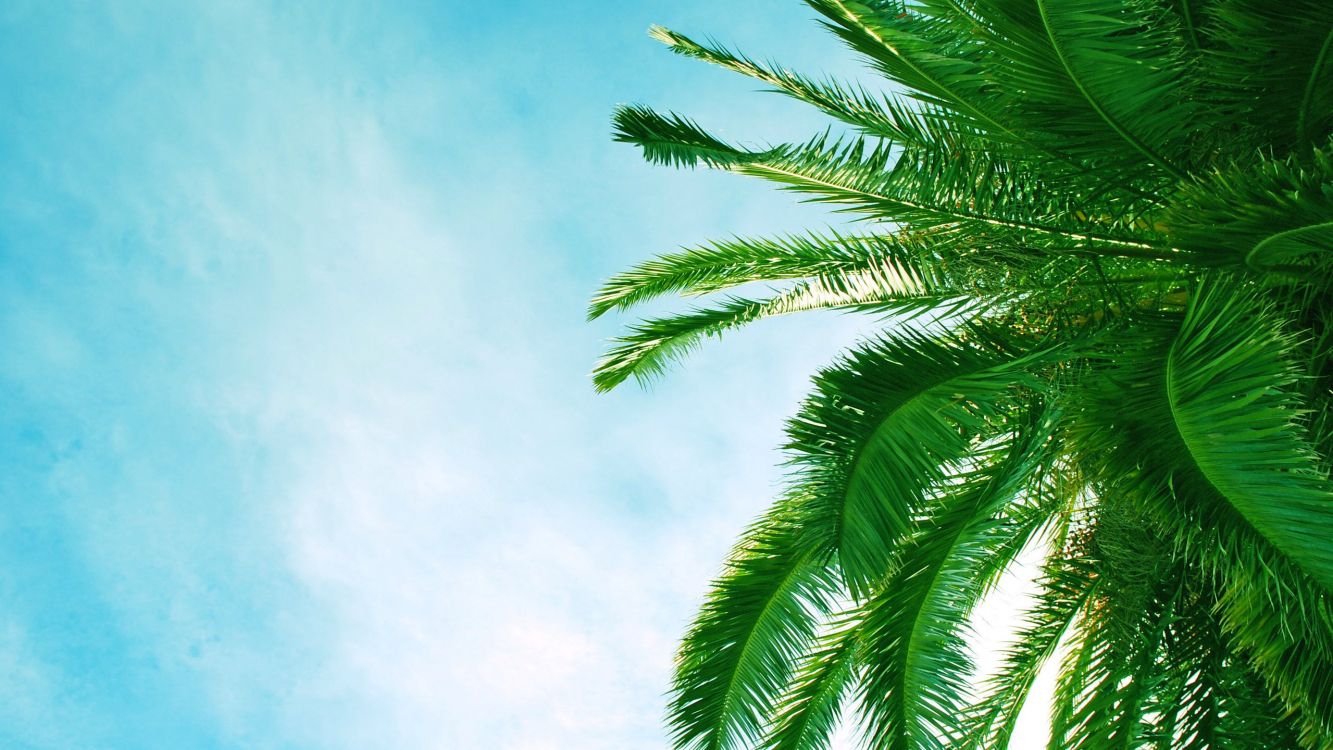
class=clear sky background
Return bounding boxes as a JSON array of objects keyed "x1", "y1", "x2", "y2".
[{"x1": 0, "y1": 3, "x2": 1046, "y2": 748}]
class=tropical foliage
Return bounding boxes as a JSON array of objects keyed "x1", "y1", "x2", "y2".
[{"x1": 591, "y1": 1, "x2": 1333, "y2": 748}]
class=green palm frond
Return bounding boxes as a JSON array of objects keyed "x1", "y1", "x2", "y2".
[
  {"x1": 669, "y1": 508, "x2": 842, "y2": 750},
  {"x1": 1162, "y1": 280, "x2": 1333, "y2": 588},
  {"x1": 783, "y1": 326, "x2": 1054, "y2": 592},
  {"x1": 1164, "y1": 139, "x2": 1333, "y2": 271},
  {"x1": 802, "y1": 0, "x2": 1022, "y2": 141},
  {"x1": 614, "y1": 106, "x2": 1182, "y2": 261},
  {"x1": 591, "y1": 269, "x2": 965, "y2": 393},
  {"x1": 855, "y1": 412, "x2": 1056, "y2": 750},
  {"x1": 1072, "y1": 281, "x2": 1333, "y2": 585},
  {"x1": 646, "y1": 24, "x2": 924, "y2": 146},
  {"x1": 1051, "y1": 499, "x2": 1184, "y2": 749},
  {"x1": 1052, "y1": 577, "x2": 1183, "y2": 749},
  {"x1": 588, "y1": 230, "x2": 930, "y2": 320},
  {"x1": 764, "y1": 609, "x2": 865, "y2": 750},
  {"x1": 1156, "y1": 582, "x2": 1301, "y2": 750},
  {"x1": 1070, "y1": 284, "x2": 1333, "y2": 739},
  {"x1": 805, "y1": 0, "x2": 1196, "y2": 187},
  {"x1": 650, "y1": 18, "x2": 1182, "y2": 216},
  {"x1": 1025, "y1": 0, "x2": 1197, "y2": 181},
  {"x1": 1108, "y1": 490, "x2": 1333, "y2": 746},
  {"x1": 1206, "y1": 548, "x2": 1333, "y2": 746},
  {"x1": 963, "y1": 553, "x2": 1098, "y2": 750},
  {"x1": 612, "y1": 104, "x2": 776, "y2": 169}
]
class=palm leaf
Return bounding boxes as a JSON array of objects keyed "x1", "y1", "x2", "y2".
[
  {"x1": 963, "y1": 553, "x2": 1098, "y2": 750},
  {"x1": 1163, "y1": 279, "x2": 1333, "y2": 590},
  {"x1": 782, "y1": 326, "x2": 1053, "y2": 593},
  {"x1": 612, "y1": 105, "x2": 1182, "y2": 260},
  {"x1": 1074, "y1": 278, "x2": 1333, "y2": 591},
  {"x1": 1164, "y1": 140, "x2": 1333, "y2": 271},
  {"x1": 855, "y1": 412, "x2": 1058, "y2": 750},
  {"x1": 646, "y1": 25, "x2": 925, "y2": 146},
  {"x1": 588, "y1": 230, "x2": 931, "y2": 320},
  {"x1": 669, "y1": 508, "x2": 842, "y2": 750},
  {"x1": 591, "y1": 268, "x2": 966, "y2": 392},
  {"x1": 763, "y1": 609, "x2": 866, "y2": 750},
  {"x1": 1030, "y1": 0, "x2": 1195, "y2": 181}
]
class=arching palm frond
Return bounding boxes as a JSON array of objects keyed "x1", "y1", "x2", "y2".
[
  {"x1": 962, "y1": 552, "x2": 1098, "y2": 750},
  {"x1": 1072, "y1": 279, "x2": 1333, "y2": 586},
  {"x1": 781, "y1": 326, "x2": 1052, "y2": 593},
  {"x1": 670, "y1": 508, "x2": 843, "y2": 750},
  {"x1": 764, "y1": 608, "x2": 866, "y2": 750},
  {"x1": 855, "y1": 413, "x2": 1056, "y2": 750},
  {"x1": 613, "y1": 106, "x2": 1177, "y2": 260}
]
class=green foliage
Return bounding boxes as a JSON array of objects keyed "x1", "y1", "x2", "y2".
[
  {"x1": 595, "y1": 1, "x2": 1333, "y2": 747},
  {"x1": 669, "y1": 509, "x2": 842, "y2": 750}
]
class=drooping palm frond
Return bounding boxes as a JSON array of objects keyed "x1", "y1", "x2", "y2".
[
  {"x1": 1162, "y1": 281, "x2": 1333, "y2": 587},
  {"x1": 962, "y1": 552, "x2": 1098, "y2": 750},
  {"x1": 764, "y1": 608, "x2": 866, "y2": 750},
  {"x1": 800, "y1": 0, "x2": 1033, "y2": 147},
  {"x1": 613, "y1": 107, "x2": 1178, "y2": 258},
  {"x1": 646, "y1": 20, "x2": 1174, "y2": 216},
  {"x1": 1073, "y1": 279, "x2": 1333, "y2": 589},
  {"x1": 855, "y1": 412, "x2": 1057, "y2": 750},
  {"x1": 669, "y1": 507, "x2": 843, "y2": 750},
  {"x1": 781, "y1": 326, "x2": 1054, "y2": 593},
  {"x1": 1012, "y1": 0, "x2": 1198, "y2": 181}
]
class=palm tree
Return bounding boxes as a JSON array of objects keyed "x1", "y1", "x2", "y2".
[{"x1": 590, "y1": 2, "x2": 1333, "y2": 748}]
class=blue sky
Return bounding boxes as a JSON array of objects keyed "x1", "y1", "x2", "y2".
[
  {"x1": 0, "y1": 3, "x2": 1051, "y2": 748},
  {"x1": 0, "y1": 2, "x2": 872, "y2": 748}
]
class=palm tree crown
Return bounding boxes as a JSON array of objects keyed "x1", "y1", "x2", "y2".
[{"x1": 591, "y1": 2, "x2": 1333, "y2": 748}]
